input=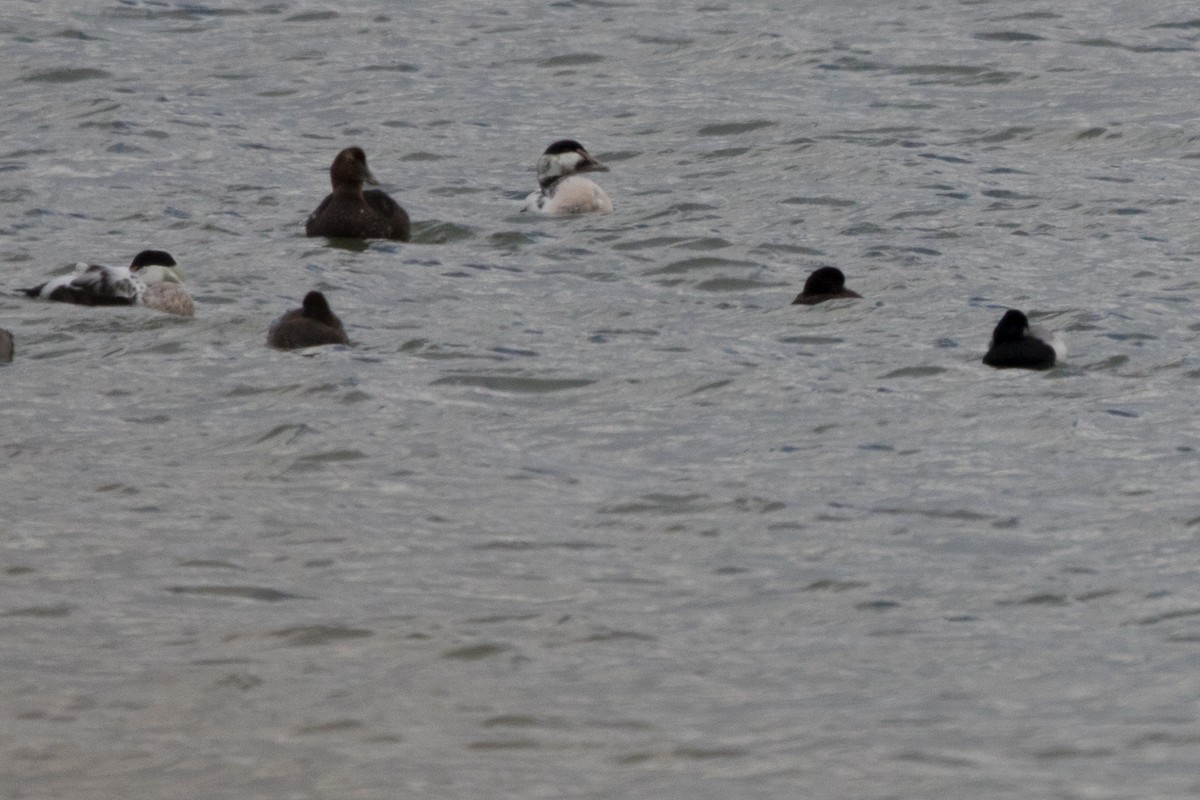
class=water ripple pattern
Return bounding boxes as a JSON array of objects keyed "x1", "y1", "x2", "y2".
[{"x1": 3, "y1": 1, "x2": 1200, "y2": 798}]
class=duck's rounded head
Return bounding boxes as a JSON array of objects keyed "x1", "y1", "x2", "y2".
[
  {"x1": 991, "y1": 309, "x2": 1031, "y2": 344},
  {"x1": 130, "y1": 249, "x2": 184, "y2": 284},
  {"x1": 537, "y1": 139, "x2": 608, "y2": 189},
  {"x1": 792, "y1": 266, "x2": 861, "y2": 305},
  {"x1": 130, "y1": 250, "x2": 176, "y2": 269},
  {"x1": 330, "y1": 147, "x2": 379, "y2": 190},
  {"x1": 301, "y1": 290, "x2": 338, "y2": 324},
  {"x1": 803, "y1": 266, "x2": 849, "y2": 296}
]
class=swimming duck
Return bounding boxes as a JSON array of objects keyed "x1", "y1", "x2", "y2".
[
  {"x1": 20, "y1": 250, "x2": 194, "y2": 317},
  {"x1": 268, "y1": 291, "x2": 350, "y2": 349},
  {"x1": 522, "y1": 139, "x2": 613, "y2": 215},
  {"x1": 792, "y1": 267, "x2": 861, "y2": 305},
  {"x1": 305, "y1": 147, "x2": 410, "y2": 241},
  {"x1": 982, "y1": 309, "x2": 1062, "y2": 370}
]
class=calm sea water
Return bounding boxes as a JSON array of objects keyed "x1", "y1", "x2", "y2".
[{"x1": 4, "y1": 1, "x2": 1200, "y2": 798}]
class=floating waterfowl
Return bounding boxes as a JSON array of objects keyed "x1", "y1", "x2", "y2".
[
  {"x1": 305, "y1": 147, "x2": 410, "y2": 241},
  {"x1": 792, "y1": 266, "x2": 861, "y2": 305},
  {"x1": 982, "y1": 309, "x2": 1062, "y2": 370},
  {"x1": 267, "y1": 291, "x2": 350, "y2": 349},
  {"x1": 20, "y1": 250, "x2": 193, "y2": 317},
  {"x1": 522, "y1": 139, "x2": 613, "y2": 214}
]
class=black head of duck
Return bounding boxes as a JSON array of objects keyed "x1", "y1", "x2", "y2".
[{"x1": 792, "y1": 266, "x2": 861, "y2": 305}]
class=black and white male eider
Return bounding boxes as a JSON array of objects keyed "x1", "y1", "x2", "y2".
[
  {"x1": 982, "y1": 309, "x2": 1063, "y2": 370},
  {"x1": 792, "y1": 266, "x2": 861, "y2": 305},
  {"x1": 522, "y1": 139, "x2": 613, "y2": 215},
  {"x1": 267, "y1": 291, "x2": 351, "y2": 350},
  {"x1": 305, "y1": 147, "x2": 411, "y2": 241},
  {"x1": 20, "y1": 250, "x2": 194, "y2": 317}
]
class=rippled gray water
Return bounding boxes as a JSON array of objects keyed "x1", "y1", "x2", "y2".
[{"x1": 4, "y1": 1, "x2": 1200, "y2": 798}]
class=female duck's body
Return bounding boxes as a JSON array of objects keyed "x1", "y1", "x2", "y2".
[
  {"x1": 306, "y1": 147, "x2": 410, "y2": 241},
  {"x1": 268, "y1": 291, "x2": 350, "y2": 349}
]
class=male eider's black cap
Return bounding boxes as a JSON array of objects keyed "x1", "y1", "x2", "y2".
[
  {"x1": 544, "y1": 140, "x2": 586, "y2": 154},
  {"x1": 130, "y1": 250, "x2": 177, "y2": 269}
]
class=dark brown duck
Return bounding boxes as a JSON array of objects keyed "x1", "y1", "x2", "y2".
[
  {"x1": 268, "y1": 291, "x2": 351, "y2": 349},
  {"x1": 792, "y1": 266, "x2": 861, "y2": 305},
  {"x1": 305, "y1": 147, "x2": 410, "y2": 241}
]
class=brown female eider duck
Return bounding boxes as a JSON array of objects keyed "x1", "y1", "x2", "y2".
[
  {"x1": 305, "y1": 147, "x2": 410, "y2": 241},
  {"x1": 267, "y1": 291, "x2": 351, "y2": 349}
]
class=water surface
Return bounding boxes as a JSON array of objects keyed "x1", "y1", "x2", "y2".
[{"x1": 3, "y1": 1, "x2": 1200, "y2": 798}]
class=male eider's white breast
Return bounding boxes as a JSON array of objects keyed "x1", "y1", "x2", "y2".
[{"x1": 524, "y1": 176, "x2": 613, "y2": 215}]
